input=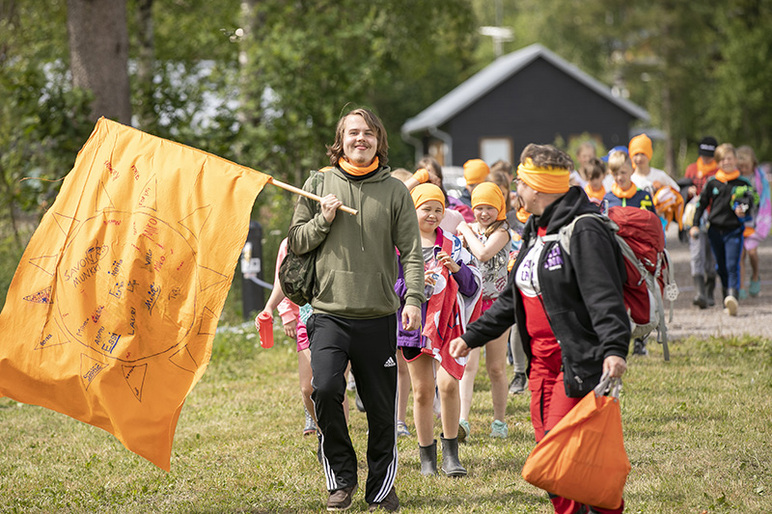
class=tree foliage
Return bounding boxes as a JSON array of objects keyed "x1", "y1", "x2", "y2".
[
  {"x1": 473, "y1": 0, "x2": 772, "y2": 172},
  {"x1": 0, "y1": 1, "x2": 94, "y2": 246},
  {"x1": 236, "y1": 0, "x2": 477, "y2": 185},
  {"x1": 224, "y1": 0, "x2": 477, "y2": 279},
  {"x1": 708, "y1": 0, "x2": 772, "y2": 157},
  {"x1": 3, "y1": 0, "x2": 772, "y2": 292}
]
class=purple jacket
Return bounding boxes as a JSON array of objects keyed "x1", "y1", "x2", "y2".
[{"x1": 394, "y1": 228, "x2": 479, "y2": 348}]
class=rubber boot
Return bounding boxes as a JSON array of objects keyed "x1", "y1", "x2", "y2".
[
  {"x1": 440, "y1": 436, "x2": 467, "y2": 477},
  {"x1": 418, "y1": 441, "x2": 437, "y2": 476},
  {"x1": 724, "y1": 288, "x2": 739, "y2": 316},
  {"x1": 705, "y1": 276, "x2": 716, "y2": 307},
  {"x1": 692, "y1": 275, "x2": 707, "y2": 309}
]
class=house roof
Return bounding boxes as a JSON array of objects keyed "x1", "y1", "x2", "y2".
[{"x1": 401, "y1": 43, "x2": 650, "y2": 135}]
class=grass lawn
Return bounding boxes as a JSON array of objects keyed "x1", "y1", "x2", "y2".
[{"x1": 0, "y1": 325, "x2": 770, "y2": 513}]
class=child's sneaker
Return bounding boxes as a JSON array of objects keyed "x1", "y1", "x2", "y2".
[
  {"x1": 490, "y1": 419, "x2": 508, "y2": 438},
  {"x1": 396, "y1": 420, "x2": 411, "y2": 437},
  {"x1": 750, "y1": 279, "x2": 761, "y2": 297},
  {"x1": 303, "y1": 408, "x2": 317, "y2": 436},
  {"x1": 347, "y1": 373, "x2": 357, "y2": 391},
  {"x1": 724, "y1": 294, "x2": 739, "y2": 316},
  {"x1": 458, "y1": 418, "x2": 470, "y2": 443}
]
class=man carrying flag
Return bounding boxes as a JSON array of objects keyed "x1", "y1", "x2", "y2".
[{"x1": 288, "y1": 108, "x2": 424, "y2": 512}]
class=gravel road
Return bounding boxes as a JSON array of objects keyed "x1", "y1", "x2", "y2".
[{"x1": 657, "y1": 226, "x2": 772, "y2": 342}]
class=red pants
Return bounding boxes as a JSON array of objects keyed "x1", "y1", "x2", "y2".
[
  {"x1": 528, "y1": 350, "x2": 579, "y2": 443},
  {"x1": 529, "y1": 351, "x2": 624, "y2": 514},
  {"x1": 550, "y1": 497, "x2": 624, "y2": 514}
]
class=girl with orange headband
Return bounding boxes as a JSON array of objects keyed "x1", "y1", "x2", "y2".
[
  {"x1": 455, "y1": 182, "x2": 512, "y2": 441},
  {"x1": 395, "y1": 183, "x2": 482, "y2": 477}
]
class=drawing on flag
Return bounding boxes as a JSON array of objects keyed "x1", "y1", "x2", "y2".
[{"x1": 0, "y1": 118, "x2": 270, "y2": 470}]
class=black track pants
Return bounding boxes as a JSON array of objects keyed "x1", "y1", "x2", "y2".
[{"x1": 307, "y1": 313, "x2": 398, "y2": 504}]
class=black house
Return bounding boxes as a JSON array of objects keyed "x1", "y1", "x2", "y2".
[{"x1": 401, "y1": 43, "x2": 649, "y2": 167}]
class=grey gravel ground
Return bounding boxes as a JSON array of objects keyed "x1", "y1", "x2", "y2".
[{"x1": 655, "y1": 226, "x2": 772, "y2": 342}]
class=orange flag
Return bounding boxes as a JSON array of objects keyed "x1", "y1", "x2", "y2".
[{"x1": 0, "y1": 118, "x2": 270, "y2": 470}]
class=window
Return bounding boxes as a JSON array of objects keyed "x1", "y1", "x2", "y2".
[{"x1": 480, "y1": 137, "x2": 513, "y2": 165}]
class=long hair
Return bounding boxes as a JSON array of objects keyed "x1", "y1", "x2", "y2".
[
  {"x1": 326, "y1": 108, "x2": 389, "y2": 166},
  {"x1": 736, "y1": 145, "x2": 758, "y2": 172},
  {"x1": 417, "y1": 155, "x2": 449, "y2": 205},
  {"x1": 483, "y1": 218, "x2": 508, "y2": 238}
]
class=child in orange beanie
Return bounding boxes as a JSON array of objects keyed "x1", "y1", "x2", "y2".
[{"x1": 455, "y1": 182, "x2": 512, "y2": 441}]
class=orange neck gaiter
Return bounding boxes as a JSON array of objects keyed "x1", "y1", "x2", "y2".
[
  {"x1": 612, "y1": 182, "x2": 638, "y2": 199},
  {"x1": 696, "y1": 156, "x2": 718, "y2": 179},
  {"x1": 516, "y1": 207, "x2": 530, "y2": 224},
  {"x1": 338, "y1": 157, "x2": 379, "y2": 176},
  {"x1": 716, "y1": 169, "x2": 740, "y2": 183},
  {"x1": 584, "y1": 183, "x2": 606, "y2": 202}
]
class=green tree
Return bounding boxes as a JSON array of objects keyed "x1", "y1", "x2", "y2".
[
  {"x1": 236, "y1": 0, "x2": 476, "y2": 183},
  {"x1": 0, "y1": 1, "x2": 93, "y2": 246},
  {"x1": 486, "y1": 1, "x2": 724, "y2": 174},
  {"x1": 707, "y1": 0, "x2": 772, "y2": 158},
  {"x1": 126, "y1": 0, "x2": 242, "y2": 155},
  {"x1": 233, "y1": 0, "x2": 477, "y2": 278}
]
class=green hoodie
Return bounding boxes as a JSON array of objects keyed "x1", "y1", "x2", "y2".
[{"x1": 288, "y1": 165, "x2": 425, "y2": 318}]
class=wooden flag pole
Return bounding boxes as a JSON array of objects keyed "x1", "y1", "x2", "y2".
[{"x1": 268, "y1": 177, "x2": 358, "y2": 216}]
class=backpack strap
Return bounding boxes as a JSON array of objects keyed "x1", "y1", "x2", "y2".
[
  {"x1": 541, "y1": 213, "x2": 615, "y2": 256},
  {"x1": 304, "y1": 169, "x2": 328, "y2": 215},
  {"x1": 309, "y1": 169, "x2": 327, "y2": 197}
]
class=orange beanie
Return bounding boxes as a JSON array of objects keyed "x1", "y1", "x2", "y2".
[
  {"x1": 471, "y1": 182, "x2": 506, "y2": 220},
  {"x1": 411, "y1": 183, "x2": 445, "y2": 212},
  {"x1": 628, "y1": 134, "x2": 653, "y2": 161},
  {"x1": 463, "y1": 159, "x2": 490, "y2": 185}
]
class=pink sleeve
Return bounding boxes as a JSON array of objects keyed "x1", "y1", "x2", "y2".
[
  {"x1": 274, "y1": 239, "x2": 289, "y2": 282},
  {"x1": 278, "y1": 298, "x2": 299, "y2": 324},
  {"x1": 275, "y1": 238, "x2": 299, "y2": 324}
]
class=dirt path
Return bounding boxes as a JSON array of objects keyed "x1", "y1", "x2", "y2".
[{"x1": 661, "y1": 226, "x2": 772, "y2": 342}]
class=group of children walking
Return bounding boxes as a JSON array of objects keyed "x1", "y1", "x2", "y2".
[
  {"x1": 256, "y1": 156, "x2": 519, "y2": 479},
  {"x1": 256, "y1": 133, "x2": 767, "y2": 487},
  {"x1": 573, "y1": 135, "x2": 767, "y2": 320},
  {"x1": 386, "y1": 159, "x2": 518, "y2": 476}
]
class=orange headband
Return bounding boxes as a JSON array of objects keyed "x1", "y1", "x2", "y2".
[
  {"x1": 471, "y1": 182, "x2": 506, "y2": 220},
  {"x1": 516, "y1": 158, "x2": 570, "y2": 194},
  {"x1": 411, "y1": 183, "x2": 445, "y2": 212}
]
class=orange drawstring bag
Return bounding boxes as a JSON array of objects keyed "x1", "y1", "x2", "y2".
[{"x1": 521, "y1": 375, "x2": 630, "y2": 509}]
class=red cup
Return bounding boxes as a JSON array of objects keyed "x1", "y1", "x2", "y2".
[{"x1": 257, "y1": 312, "x2": 274, "y2": 349}]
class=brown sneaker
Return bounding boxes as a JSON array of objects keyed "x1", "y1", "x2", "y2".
[
  {"x1": 368, "y1": 486, "x2": 399, "y2": 512},
  {"x1": 327, "y1": 484, "x2": 357, "y2": 511}
]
